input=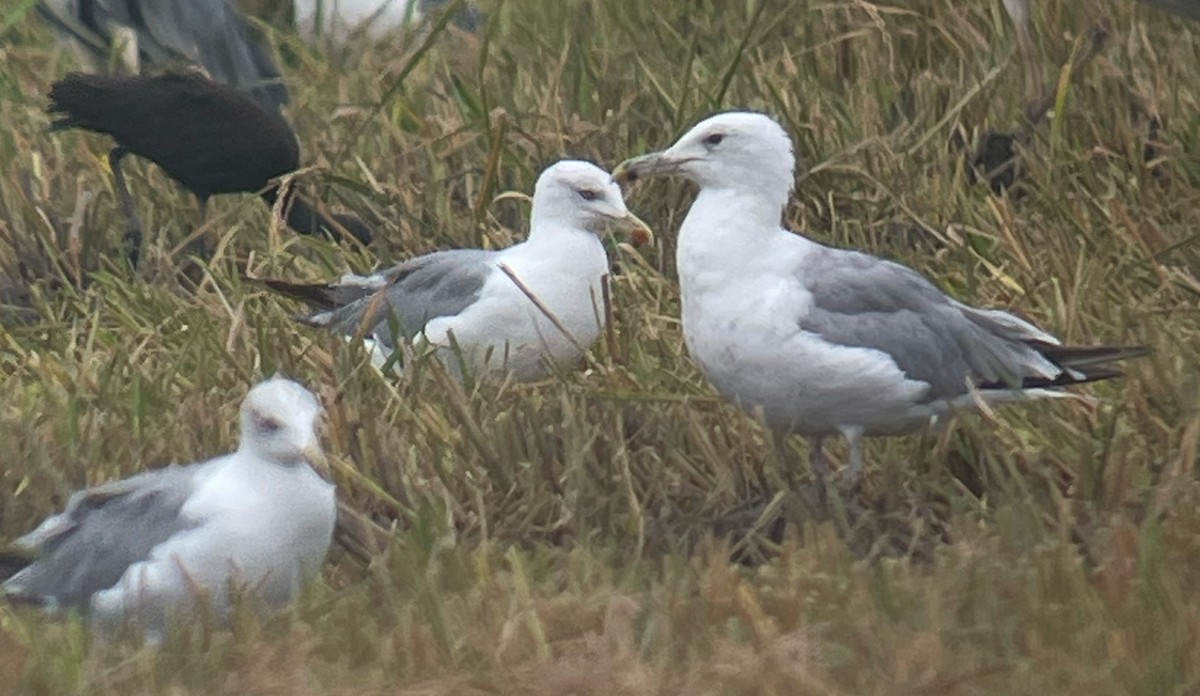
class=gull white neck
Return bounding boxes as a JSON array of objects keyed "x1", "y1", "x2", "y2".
[{"x1": 678, "y1": 188, "x2": 785, "y2": 260}]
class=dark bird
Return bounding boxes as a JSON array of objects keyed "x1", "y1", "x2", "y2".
[
  {"x1": 1003, "y1": 0, "x2": 1200, "y2": 123},
  {"x1": 36, "y1": 0, "x2": 289, "y2": 112},
  {"x1": 48, "y1": 72, "x2": 373, "y2": 267},
  {"x1": 974, "y1": 0, "x2": 1195, "y2": 193}
]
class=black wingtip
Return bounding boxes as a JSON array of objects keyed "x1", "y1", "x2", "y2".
[
  {"x1": 260, "y1": 278, "x2": 341, "y2": 310},
  {"x1": 1022, "y1": 342, "x2": 1150, "y2": 389},
  {"x1": 0, "y1": 549, "x2": 35, "y2": 583},
  {"x1": 1032, "y1": 342, "x2": 1152, "y2": 368},
  {"x1": 975, "y1": 342, "x2": 1149, "y2": 391},
  {"x1": 0, "y1": 589, "x2": 52, "y2": 608}
]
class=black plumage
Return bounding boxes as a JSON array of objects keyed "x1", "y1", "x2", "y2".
[
  {"x1": 48, "y1": 71, "x2": 372, "y2": 267},
  {"x1": 969, "y1": 130, "x2": 1020, "y2": 195},
  {"x1": 998, "y1": 343, "x2": 1151, "y2": 390}
]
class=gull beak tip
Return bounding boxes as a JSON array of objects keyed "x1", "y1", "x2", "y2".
[
  {"x1": 617, "y1": 211, "x2": 654, "y2": 246},
  {"x1": 301, "y1": 442, "x2": 329, "y2": 472},
  {"x1": 628, "y1": 224, "x2": 653, "y2": 247}
]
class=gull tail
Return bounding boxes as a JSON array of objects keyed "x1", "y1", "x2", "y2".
[
  {"x1": 0, "y1": 548, "x2": 36, "y2": 585},
  {"x1": 1019, "y1": 342, "x2": 1150, "y2": 389},
  {"x1": 260, "y1": 279, "x2": 347, "y2": 311},
  {"x1": 1, "y1": 555, "x2": 58, "y2": 608},
  {"x1": 260, "y1": 280, "x2": 345, "y2": 328},
  {"x1": 257, "y1": 275, "x2": 386, "y2": 328}
]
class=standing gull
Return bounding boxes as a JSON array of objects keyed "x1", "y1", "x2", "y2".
[
  {"x1": 2, "y1": 377, "x2": 336, "y2": 640},
  {"x1": 265, "y1": 160, "x2": 651, "y2": 381},
  {"x1": 613, "y1": 112, "x2": 1145, "y2": 484},
  {"x1": 295, "y1": 0, "x2": 484, "y2": 45}
]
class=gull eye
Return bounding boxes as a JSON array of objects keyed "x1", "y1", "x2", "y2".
[
  {"x1": 704, "y1": 133, "x2": 725, "y2": 146},
  {"x1": 577, "y1": 188, "x2": 601, "y2": 202},
  {"x1": 255, "y1": 415, "x2": 281, "y2": 433}
]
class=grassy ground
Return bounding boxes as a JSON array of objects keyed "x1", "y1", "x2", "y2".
[{"x1": 0, "y1": 0, "x2": 1198, "y2": 693}]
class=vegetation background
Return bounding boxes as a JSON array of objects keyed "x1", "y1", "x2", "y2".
[{"x1": 0, "y1": 0, "x2": 1198, "y2": 693}]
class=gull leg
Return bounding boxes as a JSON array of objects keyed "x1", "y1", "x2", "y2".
[
  {"x1": 177, "y1": 196, "x2": 213, "y2": 288},
  {"x1": 808, "y1": 436, "x2": 829, "y2": 487},
  {"x1": 840, "y1": 425, "x2": 865, "y2": 487},
  {"x1": 109, "y1": 147, "x2": 143, "y2": 269},
  {"x1": 187, "y1": 196, "x2": 212, "y2": 261},
  {"x1": 808, "y1": 435, "x2": 832, "y2": 506},
  {"x1": 771, "y1": 430, "x2": 801, "y2": 490}
]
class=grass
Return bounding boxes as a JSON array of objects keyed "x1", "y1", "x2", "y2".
[{"x1": 1, "y1": 0, "x2": 1199, "y2": 692}]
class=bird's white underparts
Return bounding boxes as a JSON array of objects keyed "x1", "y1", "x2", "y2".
[
  {"x1": 2, "y1": 377, "x2": 336, "y2": 641},
  {"x1": 612, "y1": 111, "x2": 1145, "y2": 484},
  {"x1": 265, "y1": 159, "x2": 653, "y2": 382}
]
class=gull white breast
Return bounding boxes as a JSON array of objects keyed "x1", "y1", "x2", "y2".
[{"x1": 2, "y1": 377, "x2": 336, "y2": 640}]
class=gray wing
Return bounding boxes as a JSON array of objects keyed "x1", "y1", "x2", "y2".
[
  {"x1": 131, "y1": 0, "x2": 289, "y2": 109},
  {"x1": 419, "y1": 0, "x2": 486, "y2": 31},
  {"x1": 36, "y1": 0, "x2": 288, "y2": 111},
  {"x1": 269, "y1": 248, "x2": 497, "y2": 350},
  {"x1": 796, "y1": 244, "x2": 1061, "y2": 400},
  {"x1": 1143, "y1": 0, "x2": 1200, "y2": 20},
  {"x1": 2, "y1": 465, "x2": 199, "y2": 609},
  {"x1": 36, "y1": 0, "x2": 110, "y2": 62}
]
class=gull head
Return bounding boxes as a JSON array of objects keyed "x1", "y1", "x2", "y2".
[
  {"x1": 238, "y1": 377, "x2": 325, "y2": 468},
  {"x1": 612, "y1": 112, "x2": 796, "y2": 206},
  {"x1": 530, "y1": 160, "x2": 653, "y2": 244}
]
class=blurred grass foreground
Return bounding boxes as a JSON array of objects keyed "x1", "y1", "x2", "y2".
[{"x1": 1, "y1": 0, "x2": 1199, "y2": 693}]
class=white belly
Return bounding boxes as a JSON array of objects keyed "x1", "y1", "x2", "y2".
[
  {"x1": 90, "y1": 463, "x2": 335, "y2": 637},
  {"x1": 424, "y1": 256, "x2": 607, "y2": 381},
  {"x1": 680, "y1": 271, "x2": 933, "y2": 437}
]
